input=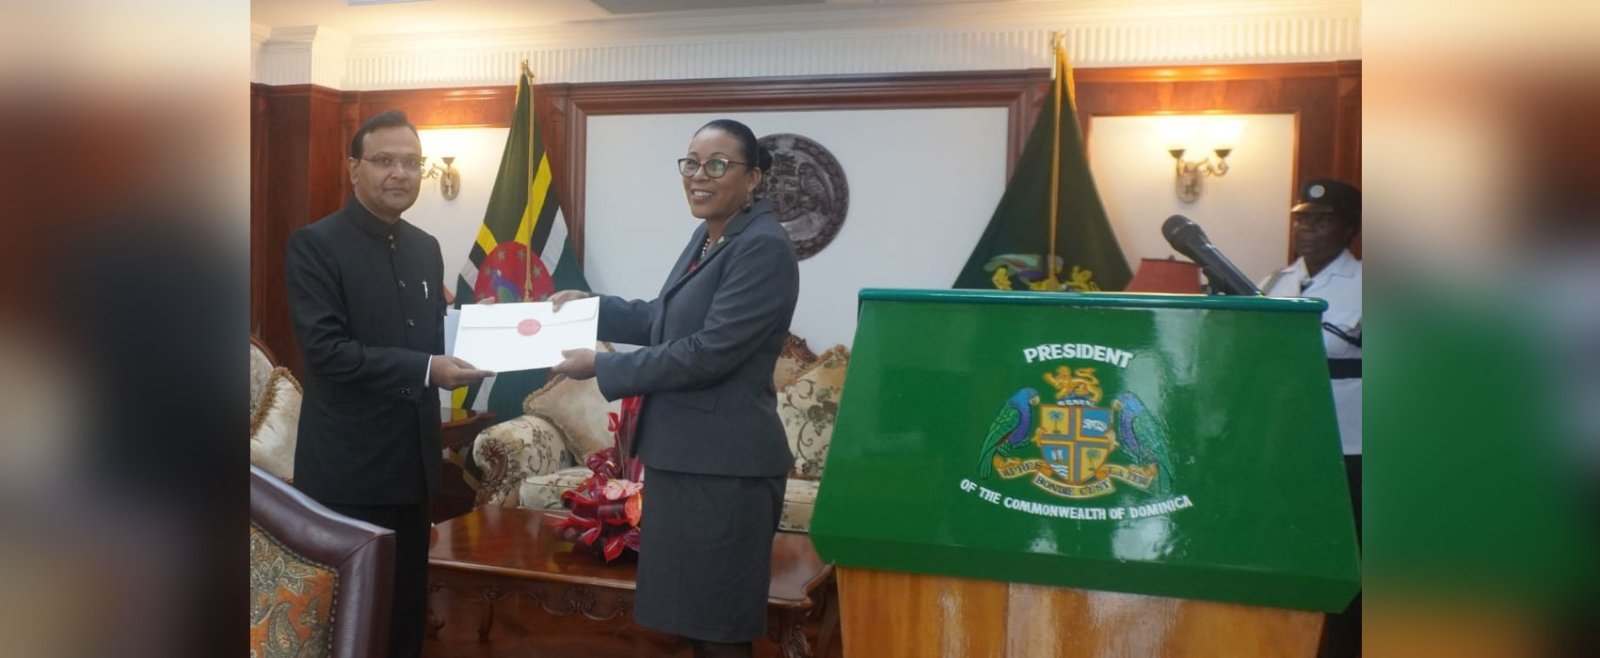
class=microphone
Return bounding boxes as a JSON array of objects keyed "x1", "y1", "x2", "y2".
[{"x1": 1161, "y1": 215, "x2": 1261, "y2": 296}]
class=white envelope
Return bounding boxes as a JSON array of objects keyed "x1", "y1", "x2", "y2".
[
  {"x1": 451, "y1": 298, "x2": 600, "y2": 372},
  {"x1": 442, "y1": 307, "x2": 461, "y2": 358}
]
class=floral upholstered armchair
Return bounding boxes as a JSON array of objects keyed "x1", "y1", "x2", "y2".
[
  {"x1": 250, "y1": 335, "x2": 301, "y2": 482},
  {"x1": 472, "y1": 334, "x2": 848, "y2": 533}
]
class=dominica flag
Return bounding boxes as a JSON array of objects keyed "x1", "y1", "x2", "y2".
[
  {"x1": 451, "y1": 62, "x2": 590, "y2": 421},
  {"x1": 953, "y1": 35, "x2": 1130, "y2": 293}
]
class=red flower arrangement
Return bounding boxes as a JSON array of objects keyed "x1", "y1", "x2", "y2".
[{"x1": 549, "y1": 395, "x2": 644, "y2": 561}]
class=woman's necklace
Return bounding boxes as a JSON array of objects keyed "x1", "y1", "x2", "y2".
[
  {"x1": 700, "y1": 234, "x2": 724, "y2": 259},
  {"x1": 701, "y1": 212, "x2": 735, "y2": 260}
]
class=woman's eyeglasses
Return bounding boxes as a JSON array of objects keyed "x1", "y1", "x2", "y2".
[{"x1": 677, "y1": 157, "x2": 748, "y2": 179}]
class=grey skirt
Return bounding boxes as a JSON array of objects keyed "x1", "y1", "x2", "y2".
[{"x1": 633, "y1": 465, "x2": 787, "y2": 643}]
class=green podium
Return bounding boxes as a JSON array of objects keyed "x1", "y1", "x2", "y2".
[{"x1": 810, "y1": 289, "x2": 1359, "y2": 657}]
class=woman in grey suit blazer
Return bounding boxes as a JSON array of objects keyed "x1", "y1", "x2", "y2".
[{"x1": 550, "y1": 119, "x2": 800, "y2": 658}]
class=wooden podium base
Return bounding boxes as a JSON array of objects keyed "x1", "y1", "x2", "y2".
[{"x1": 837, "y1": 567, "x2": 1323, "y2": 658}]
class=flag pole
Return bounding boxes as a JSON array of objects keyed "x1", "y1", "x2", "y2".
[
  {"x1": 521, "y1": 60, "x2": 536, "y2": 303},
  {"x1": 1045, "y1": 33, "x2": 1065, "y2": 289}
]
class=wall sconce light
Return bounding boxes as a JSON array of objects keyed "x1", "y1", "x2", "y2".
[
  {"x1": 1158, "y1": 117, "x2": 1245, "y2": 203},
  {"x1": 1168, "y1": 147, "x2": 1230, "y2": 203},
  {"x1": 421, "y1": 156, "x2": 460, "y2": 200}
]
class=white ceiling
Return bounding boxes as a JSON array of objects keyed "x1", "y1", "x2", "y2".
[{"x1": 251, "y1": 0, "x2": 1016, "y2": 36}]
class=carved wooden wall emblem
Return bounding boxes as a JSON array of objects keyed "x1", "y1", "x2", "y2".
[{"x1": 755, "y1": 133, "x2": 849, "y2": 260}]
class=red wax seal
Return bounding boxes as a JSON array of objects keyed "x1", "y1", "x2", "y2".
[{"x1": 517, "y1": 318, "x2": 542, "y2": 336}]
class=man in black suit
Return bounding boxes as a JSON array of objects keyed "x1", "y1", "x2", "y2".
[{"x1": 286, "y1": 110, "x2": 491, "y2": 658}]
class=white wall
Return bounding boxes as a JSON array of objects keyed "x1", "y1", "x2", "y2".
[
  {"x1": 585, "y1": 109, "x2": 1009, "y2": 350},
  {"x1": 1088, "y1": 114, "x2": 1298, "y2": 282},
  {"x1": 409, "y1": 127, "x2": 510, "y2": 289}
]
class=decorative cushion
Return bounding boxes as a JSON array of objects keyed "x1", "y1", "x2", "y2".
[
  {"x1": 472, "y1": 415, "x2": 571, "y2": 507},
  {"x1": 250, "y1": 342, "x2": 276, "y2": 415},
  {"x1": 250, "y1": 368, "x2": 301, "y2": 482},
  {"x1": 524, "y1": 342, "x2": 619, "y2": 461},
  {"x1": 779, "y1": 478, "x2": 820, "y2": 533},
  {"x1": 518, "y1": 466, "x2": 596, "y2": 511},
  {"x1": 249, "y1": 523, "x2": 336, "y2": 658},
  {"x1": 777, "y1": 345, "x2": 849, "y2": 479},
  {"x1": 773, "y1": 333, "x2": 820, "y2": 391}
]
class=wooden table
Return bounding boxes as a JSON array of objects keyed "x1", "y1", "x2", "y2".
[
  {"x1": 427, "y1": 506, "x2": 837, "y2": 658},
  {"x1": 432, "y1": 408, "x2": 496, "y2": 524}
]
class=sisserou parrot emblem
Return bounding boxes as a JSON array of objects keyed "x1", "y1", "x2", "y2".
[
  {"x1": 976, "y1": 388, "x2": 1040, "y2": 478},
  {"x1": 1112, "y1": 392, "x2": 1175, "y2": 494}
]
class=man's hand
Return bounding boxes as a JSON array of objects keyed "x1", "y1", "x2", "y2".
[
  {"x1": 549, "y1": 290, "x2": 590, "y2": 312},
  {"x1": 430, "y1": 356, "x2": 494, "y2": 390},
  {"x1": 550, "y1": 348, "x2": 597, "y2": 380}
]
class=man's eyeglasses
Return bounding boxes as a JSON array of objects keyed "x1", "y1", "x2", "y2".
[
  {"x1": 1291, "y1": 213, "x2": 1343, "y2": 231},
  {"x1": 360, "y1": 155, "x2": 425, "y2": 173},
  {"x1": 677, "y1": 157, "x2": 747, "y2": 179}
]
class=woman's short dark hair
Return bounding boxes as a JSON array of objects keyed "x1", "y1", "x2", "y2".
[
  {"x1": 350, "y1": 110, "x2": 419, "y2": 159},
  {"x1": 696, "y1": 119, "x2": 772, "y2": 174}
]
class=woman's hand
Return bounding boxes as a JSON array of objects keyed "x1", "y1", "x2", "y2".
[
  {"x1": 549, "y1": 289, "x2": 590, "y2": 312},
  {"x1": 550, "y1": 348, "x2": 597, "y2": 380}
]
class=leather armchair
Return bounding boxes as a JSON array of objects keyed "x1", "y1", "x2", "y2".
[{"x1": 250, "y1": 465, "x2": 395, "y2": 658}]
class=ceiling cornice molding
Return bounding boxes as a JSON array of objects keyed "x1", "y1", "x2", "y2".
[
  {"x1": 346, "y1": 0, "x2": 1357, "y2": 52},
  {"x1": 259, "y1": 25, "x2": 352, "y2": 88},
  {"x1": 264, "y1": 25, "x2": 352, "y2": 50},
  {"x1": 256, "y1": 0, "x2": 1359, "y2": 90},
  {"x1": 251, "y1": 22, "x2": 272, "y2": 83},
  {"x1": 588, "y1": 0, "x2": 1355, "y2": 38}
]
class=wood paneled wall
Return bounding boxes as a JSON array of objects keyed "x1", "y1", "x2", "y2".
[
  {"x1": 1073, "y1": 61, "x2": 1362, "y2": 186},
  {"x1": 249, "y1": 62, "x2": 1359, "y2": 370},
  {"x1": 1070, "y1": 62, "x2": 1363, "y2": 260},
  {"x1": 252, "y1": 83, "x2": 344, "y2": 376}
]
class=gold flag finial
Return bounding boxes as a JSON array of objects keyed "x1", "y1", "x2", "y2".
[
  {"x1": 1050, "y1": 32, "x2": 1064, "y2": 81},
  {"x1": 1058, "y1": 36, "x2": 1078, "y2": 110}
]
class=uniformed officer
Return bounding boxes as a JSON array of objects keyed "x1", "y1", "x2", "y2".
[
  {"x1": 1261, "y1": 178, "x2": 1362, "y2": 455},
  {"x1": 1260, "y1": 177, "x2": 1361, "y2": 658}
]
